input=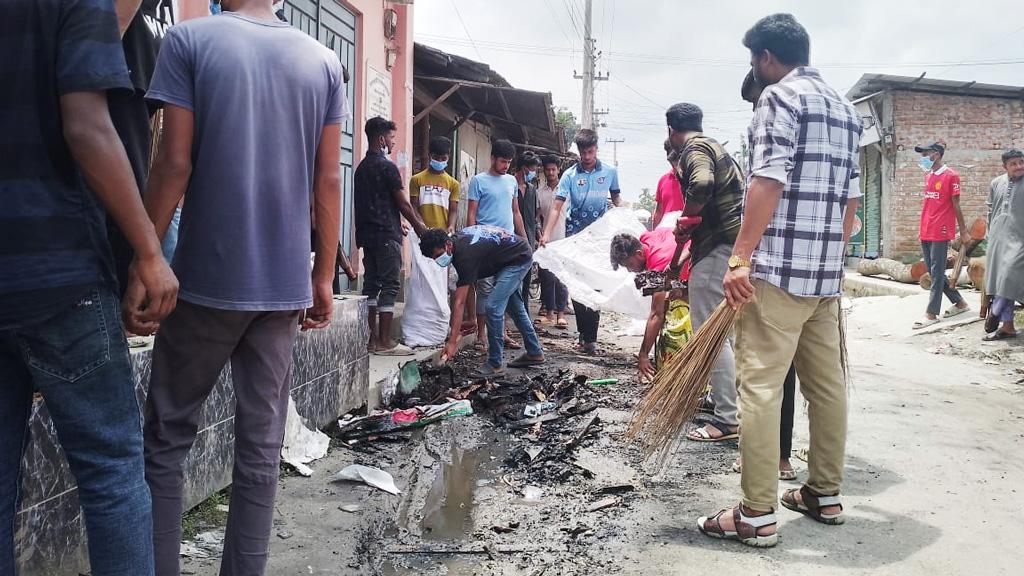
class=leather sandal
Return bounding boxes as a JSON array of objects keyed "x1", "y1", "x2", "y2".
[
  {"x1": 697, "y1": 505, "x2": 778, "y2": 548},
  {"x1": 781, "y1": 486, "x2": 845, "y2": 525}
]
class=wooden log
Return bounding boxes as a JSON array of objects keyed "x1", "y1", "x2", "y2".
[
  {"x1": 857, "y1": 258, "x2": 920, "y2": 283},
  {"x1": 919, "y1": 270, "x2": 971, "y2": 290}
]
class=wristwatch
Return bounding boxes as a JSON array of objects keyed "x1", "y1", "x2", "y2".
[{"x1": 728, "y1": 255, "x2": 753, "y2": 270}]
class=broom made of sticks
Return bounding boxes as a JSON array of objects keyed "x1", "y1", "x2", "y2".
[{"x1": 627, "y1": 299, "x2": 739, "y2": 460}]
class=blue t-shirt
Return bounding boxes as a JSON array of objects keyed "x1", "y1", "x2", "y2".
[
  {"x1": 0, "y1": 0, "x2": 133, "y2": 330},
  {"x1": 468, "y1": 172, "x2": 517, "y2": 232},
  {"x1": 556, "y1": 160, "x2": 621, "y2": 236},
  {"x1": 147, "y1": 13, "x2": 347, "y2": 311}
]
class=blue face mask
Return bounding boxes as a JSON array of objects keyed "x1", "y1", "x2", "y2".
[
  {"x1": 434, "y1": 252, "x2": 453, "y2": 268},
  {"x1": 525, "y1": 170, "x2": 537, "y2": 183},
  {"x1": 429, "y1": 159, "x2": 448, "y2": 172},
  {"x1": 919, "y1": 156, "x2": 934, "y2": 172},
  {"x1": 210, "y1": 1, "x2": 221, "y2": 14}
]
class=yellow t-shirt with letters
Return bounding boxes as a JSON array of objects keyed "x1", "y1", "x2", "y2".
[{"x1": 409, "y1": 169, "x2": 461, "y2": 230}]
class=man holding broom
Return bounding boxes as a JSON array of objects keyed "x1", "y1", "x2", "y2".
[{"x1": 696, "y1": 13, "x2": 861, "y2": 547}]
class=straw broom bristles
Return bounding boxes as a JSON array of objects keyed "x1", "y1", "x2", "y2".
[{"x1": 628, "y1": 299, "x2": 739, "y2": 460}]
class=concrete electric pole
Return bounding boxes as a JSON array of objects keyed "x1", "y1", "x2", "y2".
[
  {"x1": 606, "y1": 138, "x2": 625, "y2": 166},
  {"x1": 573, "y1": 0, "x2": 608, "y2": 130}
]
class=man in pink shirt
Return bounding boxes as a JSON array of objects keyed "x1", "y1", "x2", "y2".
[
  {"x1": 913, "y1": 141, "x2": 970, "y2": 329},
  {"x1": 653, "y1": 140, "x2": 685, "y2": 227},
  {"x1": 610, "y1": 228, "x2": 691, "y2": 381}
]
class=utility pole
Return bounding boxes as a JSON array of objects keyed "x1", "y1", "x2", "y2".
[
  {"x1": 573, "y1": 0, "x2": 608, "y2": 130},
  {"x1": 606, "y1": 138, "x2": 625, "y2": 166}
]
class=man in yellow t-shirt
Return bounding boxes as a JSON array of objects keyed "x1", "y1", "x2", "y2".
[{"x1": 410, "y1": 136, "x2": 461, "y2": 232}]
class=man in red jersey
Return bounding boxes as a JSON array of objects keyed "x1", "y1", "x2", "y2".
[{"x1": 913, "y1": 141, "x2": 970, "y2": 329}]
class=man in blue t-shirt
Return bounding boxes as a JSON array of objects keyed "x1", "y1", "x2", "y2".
[
  {"x1": 0, "y1": 1, "x2": 178, "y2": 573},
  {"x1": 467, "y1": 139, "x2": 528, "y2": 349},
  {"x1": 539, "y1": 129, "x2": 622, "y2": 354},
  {"x1": 139, "y1": 2, "x2": 347, "y2": 573}
]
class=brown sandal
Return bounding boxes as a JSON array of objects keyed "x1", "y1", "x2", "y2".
[
  {"x1": 781, "y1": 486, "x2": 845, "y2": 525},
  {"x1": 697, "y1": 505, "x2": 778, "y2": 548}
]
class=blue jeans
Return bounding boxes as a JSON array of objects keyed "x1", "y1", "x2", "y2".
[
  {"x1": 0, "y1": 286, "x2": 153, "y2": 576},
  {"x1": 486, "y1": 260, "x2": 544, "y2": 368},
  {"x1": 921, "y1": 240, "x2": 964, "y2": 316},
  {"x1": 161, "y1": 206, "x2": 182, "y2": 263}
]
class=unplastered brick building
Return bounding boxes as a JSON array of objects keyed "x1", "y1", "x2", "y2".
[{"x1": 847, "y1": 74, "x2": 1024, "y2": 260}]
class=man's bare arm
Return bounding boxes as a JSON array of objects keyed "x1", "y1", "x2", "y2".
[
  {"x1": 447, "y1": 199, "x2": 460, "y2": 232},
  {"x1": 144, "y1": 105, "x2": 193, "y2": 241},
  {"x1": 539, "y1": 198, "x2": 566, "y2": 245},
  {"x1": 467, "y1": 200, "x2": 479, "y2": 227},
  {"x1": 393, "y1": 186, "x2": 427, "y2": 236},
  {"x1": 61, "y1": 91, "x2": 177, "y2": 330},
  {"x1": 303, "y1": 124, "x2": 343, "y2": 330},
  {"x1": 512, "y1": 196, "x2": 527, "y2": 240},
  {"x1": 843, "y1": 198, "x2": 861, "y2": 244}
]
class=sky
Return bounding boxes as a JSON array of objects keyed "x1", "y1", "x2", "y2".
[{"x1": 414, "y1": 0, "x2": 1024, "y2": 202}]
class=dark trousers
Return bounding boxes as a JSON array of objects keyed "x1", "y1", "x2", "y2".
[
  {"x1": 539, "y1": 268, "x2": 568, "y2": 312},
  {"x1": 781, "y1": 363, "x2": 796, "y2": 459},
  {"x1": 0, "y1": 287, "x2": 153, "y2": 576},
  {"x1": 144, "y1": 300, "x2": 300, "y2": 576},
  {"x1": 921, "y1": 240, "x2": 964, "y2": 316},
  {"x1": 572, "y1": 300, "x2": 600, "y2": 344},
  {"x1": 521, "y1": 265, "x2": 533, "y2": 305}
]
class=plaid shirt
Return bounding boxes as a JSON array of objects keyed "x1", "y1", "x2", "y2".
[{"x1": 746, "y1": 67, "x2": 862, "y2": 297}]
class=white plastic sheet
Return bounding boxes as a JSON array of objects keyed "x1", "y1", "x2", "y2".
[
  {"x1": 331, "y1": 464, "x2": 402, "y2": 495},
  {"x1": 400, "y1": 229, "x2": 451, "y2": 347},
  {"x1": 280, "y1": 397, "x2": 330, "y2": 477},
  {"x1": 533, "y1": 207, "x2": 653, "y2": 320}
]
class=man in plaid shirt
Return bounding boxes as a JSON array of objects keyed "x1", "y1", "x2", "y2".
[{"x1": 697, "y1": 13, "x2": 861, "y2": 548}]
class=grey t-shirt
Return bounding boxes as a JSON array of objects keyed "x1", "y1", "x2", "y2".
[{"x1": 147, "y1": 12, "x2": 347, "y2": 310}]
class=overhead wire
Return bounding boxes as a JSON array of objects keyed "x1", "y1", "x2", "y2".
[{"x1": 447, "y1": 0, "x2": 482, "y2": 60}]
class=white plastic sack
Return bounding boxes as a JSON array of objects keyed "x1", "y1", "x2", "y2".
[
  {"x1": 401, "y1": 229, "x2": 451, "y2": 347},
  {"x1": 533, "y1": 207, "x2": 652, "y2": 320}
]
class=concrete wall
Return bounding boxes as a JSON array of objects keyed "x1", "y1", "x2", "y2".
[
  {"x1": 15, "y1": 297, "x2": 370, "y2": 576},
  {"x1": 881, "y1": 90, "x2": 1024, "y2": 258}
]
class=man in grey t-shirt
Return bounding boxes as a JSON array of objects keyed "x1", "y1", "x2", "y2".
[{"x1": 135, "y1": 2, "x2": 347, "y2": 574}]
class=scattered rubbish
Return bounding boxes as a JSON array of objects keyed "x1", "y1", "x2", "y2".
[
  {"x1": 215, "y1": 504, "x2": 230, "y2": 513},
  {"x1": 586, "y1": 497, "x2": 621, "y2": 512},
  {"x1": 331, "y1": 464, "x2": 401, "y2": 495},
  {"x1": 336, "y1": 399, "x2": 473, "y2": 441},
  {"x1": 586, "y1": 378, "x2": 619, "y2": 386},
  {"x1": 523, "y1": 401, "x2": 558, "y2": 418},
  {"x1": 490, "y1": 524, "x2": 516, "y2": 534},
  {"x1": 561, "y1": 523, "x2": 593, "y2": 537},
  {"x1": 510, "y1": 413, "x2": 562, "y2": 429},
  {"x1": 380, "y1": 370, "x2": 399, "y2": 407},
  {"x1": 339, "y1": 504, "x2": 361, "y2": 513},
  {"x1": 280, "y1": 397, "x2": 330, "y2": 477},
  {"x1": 524, "y1": 446, "x2": 545, "y2": 462},
  {"x1": 277, "y1": 530, "x2": 293, "y2": 540}
]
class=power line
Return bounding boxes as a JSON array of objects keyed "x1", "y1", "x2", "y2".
[
  {"x1": 562, "y1": 0, "x2": 581, "y2": 37},
  {"x1": 448, "y1": 0, "x2": 483, "y2": 60},
  {"x1": 542, "y1": 0, "x2": 576, "y2": 50},
  {"x1": 613, "y1": 75, "x2": 665, "y2": 109}
]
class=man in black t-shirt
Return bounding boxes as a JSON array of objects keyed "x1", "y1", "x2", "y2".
[
  {"x1": 354, "y1": 117, "x2": 426, "y2": 355},
  {"x1": 420, "y1": 226, "x2": 544, "y2": 376}
]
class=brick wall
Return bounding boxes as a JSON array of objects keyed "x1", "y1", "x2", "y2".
[{"x1": 885, "y1": 90, "x2": 1024, "y2": 258}]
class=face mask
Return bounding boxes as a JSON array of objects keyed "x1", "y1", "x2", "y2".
[
  {"x1": 429, "y1": 159, "x2": 448, "y2": 171},
  {"x1": 919, "y1": 156, "x2": 934, "y2": 172},
  {"x1": 525, "y1": 170, "x2": 537, "y2": 183},
  {"x1": 210, "y1": 1, "x2": 221, "y2": 14},
  {"x1": 434, "y1": 252, "x2": 453, "y2": 268}
]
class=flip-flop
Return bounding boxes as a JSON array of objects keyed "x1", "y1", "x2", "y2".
[
  {"x1": 687, "y1": 421, "x2": 739, "y2": 442},
  {"x1": 943, "y1": 306, "x2": 969, "y2": 318},
  {"x1": 374, "y1": 343, "x2": 415, "y2": 356},
  {"x1": 508, "y1": 353, "x2": 545, "y2": 368},
  {"x1": 983, "y1": 330, "x2": 1018, "y2": 342},
  {"x1": 472, "y1": 363, "x2": 506, "y2": 378},
  {"x1": 912, "y1": 317, "x2": 940, "y2": 330},
  {"x1": 504, "y1": 338, "x2": 523, "y2": 350}
]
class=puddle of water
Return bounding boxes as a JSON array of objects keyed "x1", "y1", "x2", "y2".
[
  {"x1": 419, "y1": 441, "x2": 503, "y2": 541},
  {"x1": 382, "y1": 556, "x2": 480, "y2": 576}
]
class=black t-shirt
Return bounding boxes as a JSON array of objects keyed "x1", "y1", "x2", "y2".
[
  {"x1": 452, "y1": 225, "x2": 532, "y2": 287},
  {"x1": 354, "y1": 150, "x2": 404, "y2": 248},
  {"x1": 122, "y1": 0, "x2": 175, "y2": 96}
]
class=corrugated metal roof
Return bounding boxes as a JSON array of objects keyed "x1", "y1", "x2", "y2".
[{"x1": 847, "y1": 73, "x2": 1024, "y2": 101}]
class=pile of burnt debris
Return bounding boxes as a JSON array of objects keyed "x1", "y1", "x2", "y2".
[{"x1": 330, "y1": 357, "x2": 619, "y2": 485}]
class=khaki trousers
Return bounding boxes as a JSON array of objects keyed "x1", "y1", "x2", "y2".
[{"x1": 736, "y1": 280, "x2": 847, "y2": 512}]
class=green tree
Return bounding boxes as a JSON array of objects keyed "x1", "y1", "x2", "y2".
[
  {"x1": 554, "y1": 107, "x2": 579, "y2": 149},
  {"x1": 636, "y1": 187, "x2": 656, "y2": 214}
]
